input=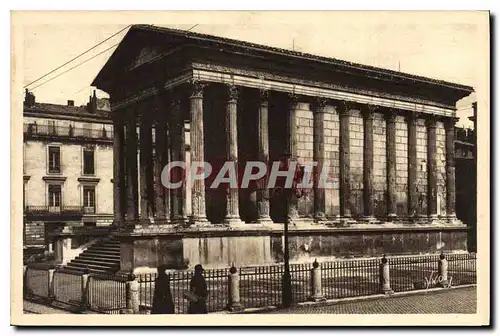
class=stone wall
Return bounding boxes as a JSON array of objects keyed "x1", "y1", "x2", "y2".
[
  {"x1": 395, "y1": 116, "x2": 408, "y2": 217},
  {"x1": 349, "y1": 110, "x2": 364, "y2": 217},
  {"x1": 416, "y1": 119, "x2": 428, "y2": 216},
  {"x1": 436, "y1": 121, "x2": 447, "y2": 216},
  {"x1": 323, "y1": 106, "x2": 340, "y2": 217},
  {"x1": 295, "y1": 102, "x2": 314, "y2": 217},
  {"x1": 373, "y1": 113, "x2": 387, "y2": 217}
]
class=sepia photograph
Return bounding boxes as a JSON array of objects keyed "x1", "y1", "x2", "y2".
[{"x1": 10, "y1": 10, "x2": 490, "y2": 326}]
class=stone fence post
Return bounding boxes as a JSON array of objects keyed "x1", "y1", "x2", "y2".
[
  {"x1": 48, "y1": 267, "x2": 56, "y2": 301},
  {"x1": 227, "y1": 264, "x2": 244, "y2": 312},
  {"x1": 438, "y1": 253, "x2": 449, "y2": 287},
  {"x1": 23, "y1": 265, "x2": 31, "y2": 296},
  {"x1": 309, "y1": 259, "x2": 326, "y2": 302},
  {"x1": 124, "y1": 272, "x2": 140, "y2": 314},
  {"x1": 379, "y1": 255, "x2": 394, "y2": 294},
  {"x1": 81, "y1": 268, "x2": 90, "y2": 310}
]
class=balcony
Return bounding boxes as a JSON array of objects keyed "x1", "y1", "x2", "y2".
[
  {"x1": 24, "y1": 205, "x2": 96, "y2": 219},
  {"x1": 23, "y1": 123, "x2": 113, "y2": 141}
]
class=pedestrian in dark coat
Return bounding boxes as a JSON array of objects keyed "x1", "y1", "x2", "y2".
[
  {"x1": 188, "y1": 264, "x2": 208, "y2": 314},
  {"x1": 151, "y1": 265, "x2": 175, "y2": 314}
]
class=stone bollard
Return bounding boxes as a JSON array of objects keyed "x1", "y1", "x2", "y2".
[
  {"x1": 125, "y1": 272, "x2": 140, "y2": 314},
  {"x1": 379, "y1": 255, "x2": 394, "y2": 294},
  {"x1": 47, "y1": 267, "x2": 56, "y2": 301},
  {"x1": 23, "y1": 265, "x2": 32, "y2": 296},
  {"x1": 81, "y1": 268, "x2": 90, "y2": 310},
  {"x1": 227, "y1": 264, "x2": 244, "y2": 312},
  {"x1": 309, "y1": 259, "x2": 326, "y2": 302},
  {"x1": 438, "y1": 253, "x2": 449, "y2": 287}
]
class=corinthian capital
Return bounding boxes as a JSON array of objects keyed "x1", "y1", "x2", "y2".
[
  {"x1": 227, "y1": 85, "x2": 240, "y2": 102},
  {"x1": 188, "y1": 80, "x2": 207, "y2": 99},
  {"x1": 311, "y1": 97, "x2": 328, "y2": 113}
]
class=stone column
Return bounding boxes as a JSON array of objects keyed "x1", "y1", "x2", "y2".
[
  {"x1": 312, "y1": 97, "x2": 328, "y2": 222},
  {"x1": 444, "y1": 117, "x2": 459, "y2": 222},
  {"x1": 224, "y1": 85, "x2": 243, "y2": 225},
  {"x1": 112, "y1": 113, "x2": 125, "y2": 227},
  {"x1": 407, "y1": 112, "x2": 419, "y2": 219},
  {"x1": 256, "y1": 90, "x2": 273, "y2": 224},
  {"x1": 286, "y1": 93, "x2": 299, "y2": 221},
  {"x1": 139, "y1": 112, "x2": 154, "y2": 226},
  {"x1": 189, "y1": 81, "x2": 209, "y2": 225},
  {"x1": 337, "y1": 101, "x2": 352, "y2": 221},
  {"x1": 153, "y1": 107, "x2": 169, "y2": 225},
  {"x1": 361, "y1": 104, "x2": 376, "y2": 222},
  {"x1": 125, "y1": 109, "x2": 139, "y2": 226},
  {"x1": 170, "y1": 97, "x2": 187, "y2": 224},
  {"x1": 384, "y1": 108, "x2": 398, "y2": 220},
  {"x1": 426, "y1": 115, "x2": 438, "y2": 220}
]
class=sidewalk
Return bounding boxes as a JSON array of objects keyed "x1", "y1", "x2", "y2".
[
  {"x1": 260, "y1": 286, "x2": 477, "y2": 314},
  {"x1": 23, "y1": 301, "x2": 72, "y2": 314}
]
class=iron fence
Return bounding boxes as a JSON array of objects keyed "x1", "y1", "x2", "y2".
[
  {"x1": 24, "y1": 252, "x2": 477, "y2": 314},
  {"x1": 25, "y1": 267, "x2": 49, "y2": 299},
  {"x1": 322, "y1": 258, "x2": 380, "y2": 299},
  {"x1": 88, "y1": 273, "x2": 127, "y2": 314},
  {"x1": 53, "y1": 269, "x2": 82, "y2": 306}
]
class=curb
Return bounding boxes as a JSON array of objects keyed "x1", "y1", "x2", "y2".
[{"x1": 219, "y1": 284, "x2": 477, "y2": 314}]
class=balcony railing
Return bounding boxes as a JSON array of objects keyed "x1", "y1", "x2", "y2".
[
  {"x1": 23, "y1": 123, "x2": 113, "y2": 140},
  {"x1": 25, "y1": 205, "x2": 95, "y2": 215}
]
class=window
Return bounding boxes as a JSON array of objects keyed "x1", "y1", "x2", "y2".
[
  {"x1": 48, "y1": 146, "x2": 61, "y2": 174},
  {"x1": 83, "y1": 123, "x2": 92, "y2": 138},
  {"x1": 48, "y1": 120, "x2": 57, "y2": 135},
  {"x1": 83, "y1": 186, "x2": 95, "y2": 213},
  {"x1": 48, "y1": 185, "x2": 61, "y2": 208},
  {"x1": 83, "y1": 148, "x2": 95, "y2": 175}
]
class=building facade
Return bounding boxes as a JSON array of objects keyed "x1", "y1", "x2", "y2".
[
  {"x1": 87, "y1": 25, "x2": 474, "y2": 272},
  {"x1": 23, "y1": 90, "x2": 114, "y2": 252}
]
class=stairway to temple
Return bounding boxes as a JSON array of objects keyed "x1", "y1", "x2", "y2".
[{"x1": 63, "y1": 237, "x2": 121, "y2": 274}]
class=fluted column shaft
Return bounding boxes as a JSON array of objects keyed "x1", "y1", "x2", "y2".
[
  {"x1": 139, "y1": 112, "x2": 154, "y2": 224},
  {"x1": 312, "y1": 98, "x2": 328, "y2": 221},
  {"x1": 361, "y1": 105, "x2": 375, "y2": 220},
  {"x1": 286, "y1": 93, "x2": 299, "y2": 221},
  {"x1": 256, "y1": 90, "x2": 272, "y2": 224},
  {"x1": 125, "y1": 110, "x2": 139, "y2": 225},
  {"x1": 224, "y1": 85, "x2": 243, "y2": 225},
  {"x1": 189, "y1": 81, "x2": 208, "y2": 224},
  {"x1": 153, "y1": 107, "x2": 170, "y2": 224},
  {"x1": 407, "y1": 112, "x2": 419, "y2": 219},
  {"x1": 444, "y1": 117, "x2": 458, "y2": 220},
  {"x1": 170, "y1": 98, "x2": 187, "y2": 223},
  {"x1": 338, "y1": 102, "x2": 352, "y2": 219},
  {"x1": 112, "y1": 113, "x2": 125, "y2": 226},
  {"x1": 427, "y1": 116, "x2": 438, "y2": 219},
  {"x1": 384, "y1": 109, "x2": 398, "y2": 220}
]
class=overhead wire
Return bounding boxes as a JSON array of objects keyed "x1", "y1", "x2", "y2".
[{"x1": 24, "y1": 24, "x2": 131, "y2": 89}]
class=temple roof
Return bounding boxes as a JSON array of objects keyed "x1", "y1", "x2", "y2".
[{"x1": 92, "y1": 24, "x2": 474, "y2": 101}]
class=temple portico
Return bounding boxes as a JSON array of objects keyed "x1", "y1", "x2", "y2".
[{"x1": 92, "y1": 25, "x2": 473, "y2": 272}]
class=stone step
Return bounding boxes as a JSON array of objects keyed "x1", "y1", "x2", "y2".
[
  {"x1": 64, "y1": 263, "x2": 118, "y2": 272},
  {"x1": 63, "y1": 265, "x2": 116, "y2": 275},
  {"x1": 75, "y1": 255, "x2": 121, "y2": 262},
  {"x1": 71, "y1": 259, "x2": 118, "y2": 267},
  {"x1": 84, "y1": 248, "x2": 121, "y2": 255}
]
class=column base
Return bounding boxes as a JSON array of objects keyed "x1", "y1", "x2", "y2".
[
  {"x1": 339, "y1": 216, "x2": 357, "y2": 225},
  {"x1": 386, "y1": 213, "x2": 398, "y2": 222},
  {"x1": 309, "y1": 295, "x2": 327, "y2": 302},
  {"x1": 361, "y1": 216, "x2": 379, "y2": 224},
  {"x1": 224, "y1": 217, "x2": 245, "y2": 227},
  {"x1": 152, "y1": 218, "x2": 171, "y2": 226},
  {"x1": 171, "y1": 216, "x2": 188, "y2": 226},
  {"x1": 257, "y1": 216, "x2": 274, "y2": 225},
  {"x1": 188, "y1": 216, "x2": 210, "y2": 226},
  {"x1": 227, "y1": 303, "x2": 244, "y2": 312}
]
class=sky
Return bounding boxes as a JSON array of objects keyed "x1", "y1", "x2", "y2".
[{"x1": 21, "y1": 12, "x2": 487, "y2": 128}]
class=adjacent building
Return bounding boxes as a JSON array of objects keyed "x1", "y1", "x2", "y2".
[{"x1": 23, "y1": 90, "x2": 114, "y2": 252}]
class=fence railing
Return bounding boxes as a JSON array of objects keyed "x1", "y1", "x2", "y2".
[
  {"x1": 23, "y1": 123, "x2": 113, "y2": 140},
  {"x1": 23, "y1": 252, "x2": 477, "y2": 314}
]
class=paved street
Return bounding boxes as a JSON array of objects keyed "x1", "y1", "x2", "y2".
[
  {"x1": 262, "y1": 287, "x2": 477, "y2": 314},
  {"x1": 23, "y1": 300, "x2": 72, "y2": 314}
]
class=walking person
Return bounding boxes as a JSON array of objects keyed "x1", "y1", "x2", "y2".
[
  {"x1": 151, "y1": 264, "x2": 175, "y2": 314},
  {"x1": 187, "y1": 264, "x2": 208, "y2": 314}
]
